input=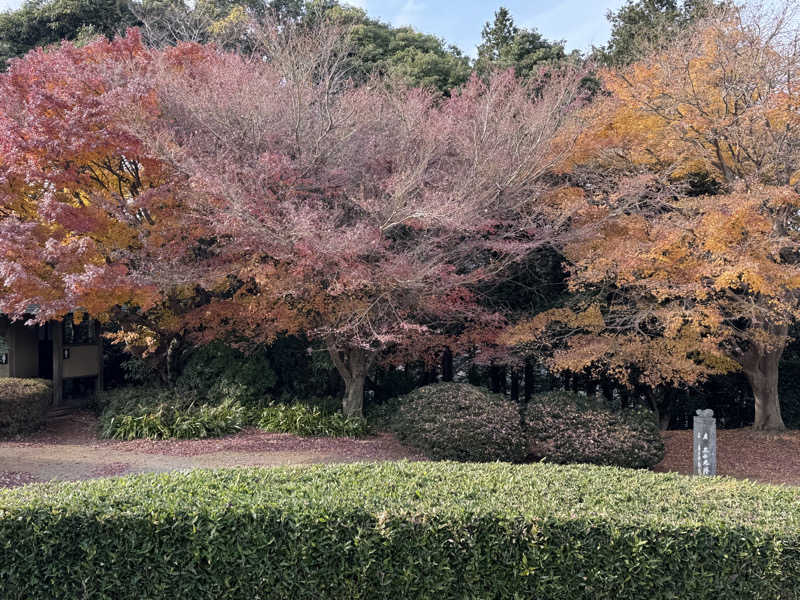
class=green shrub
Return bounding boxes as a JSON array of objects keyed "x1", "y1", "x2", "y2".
[
  {"x1": 1, "y1": 463, "x2": 799, "y2": 600},
  {"x1": 0, "y1": 378, "x2": 51, "y2": 437},
  {"x1": 258, "y1": 403, "x2": 367, "y2": 437},
  {"x1": 525, "y1": 391, "x2": 665, "y2": 469},
  {"x1": 176, "y1": 342, "x2": 277, "y2": 407},
  {"x1": 99, "y1": 387, "x2": 247, "y2": 440},
  {"x1": 365, "y1": 395, "x2": 403, "y2": 431},
  {"x1": 391, "y1": 383, "x2": 526, "y2": 462}
]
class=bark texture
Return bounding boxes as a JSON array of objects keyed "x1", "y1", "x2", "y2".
[
  {"x1": 327, "y1": 340, "x2": 374, "y2": 418},
  {"x1": 739, "y1": 326, "x2": 787, "y2": 431}
]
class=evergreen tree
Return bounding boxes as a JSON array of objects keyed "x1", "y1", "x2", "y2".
[
  {"x1": 475, "y1": 6, "x2": 568, "y2": 78},
  {"x1": 598, "y1": 0, "x2": 722, "y2": 66}
]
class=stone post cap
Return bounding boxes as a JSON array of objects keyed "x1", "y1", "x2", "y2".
[{"x1": 695, "y1": 409, "x2": 714, "y2": 418}]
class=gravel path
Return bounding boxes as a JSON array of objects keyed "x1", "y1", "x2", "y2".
[{"x1": 0, "y1": 412, "x2": 423, "y2": 488}]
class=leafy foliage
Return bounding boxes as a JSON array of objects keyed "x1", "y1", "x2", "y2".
[
  {"x1": 391, "y1": 383, "x2": 526, "y2": 462},
  {"x1": 98, "y1": 387, "x2": 248, "y2": 440},
  {"x1": 345, "y1": 14, "x2": 470, "y2": 93},
  {"x1": 475, "y1": 7, "x2": 570, "y2": 78},
  {"x1": 2, "y1": 463, "x2": 800, "y2": 599},
  {"x1": 524, "y1": 391, "x2": 665, "y2": 469},
  {"x1": 364, "y1": 394, "x2": 404, "y2": 431},
  {"x1": 258, "y1": 403, "x2": 367, "y2": 437},
  {"x1": 0, "y1": 378, "x2": 51, "y2": 437},
  {"x1": 597, "y1": 0, "x2": 722, "y2": 66},
  {"x1": 175, "y1": 341, "x2": 277, "y2": 407},
  {"x1": 510, "y1": 5, "x2": 800, "y2": 430},
  {"x1": 0, "y1": 0, "x2": 139, "y2": 69}
]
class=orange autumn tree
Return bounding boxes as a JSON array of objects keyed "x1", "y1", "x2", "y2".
[
  {"x1": 0, "y1": 31, "x2": 217, "y2": 376},
  {"x1": 508, "y1": 3, "x2": 800, "y2": 430}
]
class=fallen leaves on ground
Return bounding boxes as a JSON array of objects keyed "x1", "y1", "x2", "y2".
[
  {"x1": 655, "y1": 428, "x2": 800, "y2": 486},
  {"x1": 0, "y1": 471, "x2": 40, "y2": 488}
]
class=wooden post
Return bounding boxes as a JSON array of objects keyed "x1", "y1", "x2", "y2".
[{"x1": 52, "y1": 321, "x2": 63, "y2": 406}]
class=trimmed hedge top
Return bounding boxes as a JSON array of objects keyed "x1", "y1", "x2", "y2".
[
  {"x1": 0, "y1": 378, "x2": 52, "y2": 400},
  {"x1": 1, "y1": 463, "x2": 799, "y2": 599},
  {"x1": 0, "y1": 377, "x2": 51, "y2": 437}
]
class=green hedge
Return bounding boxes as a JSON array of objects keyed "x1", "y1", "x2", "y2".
[
  {"x1": 175, "y1": 341, "x2": 277, "y2": 407},
  {"x1": 0, "y1": 378, "x2": 51, "y2": 437},
  {"x1": 3, "y1": 463, "x2": 798, "y2": 599}
]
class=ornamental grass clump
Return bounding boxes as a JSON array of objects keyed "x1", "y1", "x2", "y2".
[
  {"x1": 257, "y1": 403, "x2": 368, "y2": 437},
  {"x1": 99, "y1": 387, "x2": 248, "y2": 440},
  {"x1": 524, "y1": 391, "x2": 664, "y2": 469},
  {"x1": 391, "y1": 382, "x2": 526, "y2": 462}
]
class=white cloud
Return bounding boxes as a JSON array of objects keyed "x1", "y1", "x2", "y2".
[
  {"x1": 342, "y1": 0, "x2": 368, "y2": 9},
  {"x1": 392, "y1": 0, "x2": 425, "y2": 27}
]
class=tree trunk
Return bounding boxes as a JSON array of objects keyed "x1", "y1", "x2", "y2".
[
  {"x1": 738, "y1": 325, "x2": 787, "y2": 431},
  {"x1": 743, "y1": 349, "x2": 785, "y2": 431},
  {"x1": 343, "y1": 372, "x2": 366, "y2": 418},
  {"x1": 441, "y1": 347, "x2": 453, "y2": 382},
  {"x1": 326, "y1": 340, "x2": 374, "y2": 419},
  {"x1": 510, "y1": 370, "x2": 520, "y2": 403},
  {"x1": 523, "y1": 359, "x2": 533, "y2": 401}
]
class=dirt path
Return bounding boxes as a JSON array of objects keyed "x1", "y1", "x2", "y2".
[
  {"x1": 0, "y1": 412, "x2": 423, "y2": 488},
  {"x1": 5, "y1": 415, "x2": 800, "y2": 489},
  {"x1": 655, "y1": 428, "x2": 800, "y2": 486}
]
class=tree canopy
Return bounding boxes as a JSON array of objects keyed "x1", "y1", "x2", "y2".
[
  {"x1": 597, "y1": 0, "x2": 724, "y2": 66},
  {"x1": 475, "y1": 7, "x2": 570, "y2": 78},
  {"x1": 508, "y1": 3, "x2": 800, "y2": 430}
]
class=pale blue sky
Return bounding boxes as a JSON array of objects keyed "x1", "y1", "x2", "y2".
[
  {"x1": 343, "y1": 1, "x2": 626, "y2": 56},
  {"x1": 0, "y1": 0, "x2": 628, "y2": 56}
]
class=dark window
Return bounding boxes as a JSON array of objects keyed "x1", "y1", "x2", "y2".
[
  {"x1": 63, "y1": 376, "x2": 97, "y2": 400},
  {"x1": 63, "y1": 315, "x2": 97, "y2": 345}
]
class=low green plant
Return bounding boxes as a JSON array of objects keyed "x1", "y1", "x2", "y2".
[
  {"x1": 98, "y1": 387, "x2": 367, "y2": 440},
  {"x1": 2, "y1": 462, "x2": 799, "y2": 599},
  {"x1": 258, "y1": 403, "x2": 367, "y2": 437},
  {"x1": 99, "y1": 387, "x2": 247, "y2": 440},
  {"x1": 390, "y1": 382, "x2": 527, "y2": 462},
  {"x1": 525, "y1": 391, "x2": 665, "y2": 469},
  {"x1": 0, "y1": 378, "x2": 51, "y2": 437}
]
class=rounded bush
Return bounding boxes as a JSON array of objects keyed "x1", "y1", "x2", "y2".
[
  {"x1": 524, "y1": 391, "x2": 664, "y2": 469},
  {"x1": 391, "y1": 382, "x2": 526, "y2": 462},
  {"x1": 0, "y1": 378, "x2": 51, "y2": 437}
]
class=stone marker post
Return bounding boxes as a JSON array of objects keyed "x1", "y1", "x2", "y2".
[{"x1": 693, "y1": 409, "x2": 716, "y2": 476}]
